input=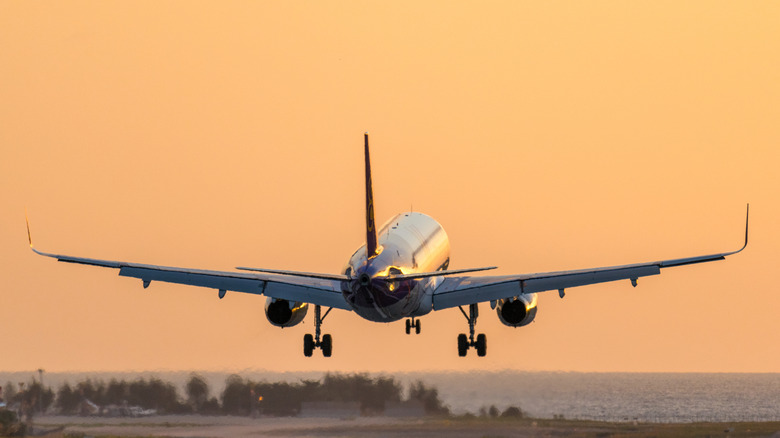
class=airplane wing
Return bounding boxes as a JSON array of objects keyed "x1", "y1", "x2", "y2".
[
  {"x1": 26, "y1": 224, "x2": 351, "y2": 310},
  {"x1": 432, "y1": 206, "x2": 749, "y2": 310}
]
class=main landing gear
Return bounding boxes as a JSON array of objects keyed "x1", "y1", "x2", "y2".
[
  {"x1": 405, "y1": 317, "x2": 421, "y2": 334},
  {"x1": 457, "y1": 303, "x2": 487, "y2": 357},
  {"x1": 304, "y1": 305, "x2": 333, "y2": 357}
]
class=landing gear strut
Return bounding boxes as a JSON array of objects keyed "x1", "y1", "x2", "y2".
[
  {"x1": 457, "y1": 303, "x2": 487, "y2": 357},
  {"x1": 304, "y1": 305, "x2": 333, "y2": 357},
  {"x1": 405, "y1": 317, "x2": 421, "y2": 334}
]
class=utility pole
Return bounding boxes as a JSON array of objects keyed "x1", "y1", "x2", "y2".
[{"x1": 37, "y1": 369, "x2": 44, "y2": 414}]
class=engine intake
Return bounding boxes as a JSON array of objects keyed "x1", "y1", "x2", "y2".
[
  {"x1": 496, "y1": 294, "x2": 538, "y2": 327},
  {"x1": 265, "y1": 298, "x2": 308, "y2": 328}
]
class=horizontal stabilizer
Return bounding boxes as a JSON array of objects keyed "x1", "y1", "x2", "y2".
[
  {"x1": 383, "y1": 266, "x2": 497, "y2": 281},
  {"x1": 235, "y1": 266, "x2": 350, "y2": 281}
]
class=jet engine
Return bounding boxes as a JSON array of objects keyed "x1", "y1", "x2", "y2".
[
  {"x1": 265, "y1": 297, "x2": 308, "y2": 328},
  {"x1": 496, "y1": 294, "x2": 538, "y2": 327}
]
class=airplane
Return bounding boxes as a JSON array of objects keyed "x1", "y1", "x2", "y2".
[{"x1": 27, "y1": 134, "x2": 749, "y2": 357}]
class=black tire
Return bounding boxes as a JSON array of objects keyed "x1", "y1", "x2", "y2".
[
  {"x1": 457, "y1": 334, "x2": 468, "y2": 357},
  {"x1": 405, "y1": 319, "x2": 411, "y2": 334},
  {"x1": 303, "y1": 334, "x2": 314, "y2": 357},
  {"x1": 415, "y1": 320, "x2": 421, "y2": 334},
  {"x1": 476, "y1": 333, "x2": 487, "y2": 357},
  {"x1": 321, "y1": 334, "x2": 333, "y2": 357}
]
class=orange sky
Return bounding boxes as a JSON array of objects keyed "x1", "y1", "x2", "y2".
[{"x1": 2, "y1": 1, "x2": 778, "y2": 373}]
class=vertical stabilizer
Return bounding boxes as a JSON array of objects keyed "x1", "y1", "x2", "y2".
[{"x1": 364, "y1": 133, "x2": 378, "y2": 258}]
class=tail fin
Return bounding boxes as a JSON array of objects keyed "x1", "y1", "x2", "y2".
[{"x1": 364, "y1": 133, "x2": 378, "y2": 258}]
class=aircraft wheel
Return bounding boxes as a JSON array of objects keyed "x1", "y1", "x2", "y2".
[
  {"x1": 321, "y1": 334, "x2": 333, "y2": 357},
  {"x1": 303, "y1": 334, "x2": 314, "y2": 357},
  {"x1": 476, "y1": 333, "x2": 487, "y2": 357},
  {"x1": 457, "y1": 334, "x2": 468, "y2": 357},
  {"x1": 415, "y1": 320, "x2": 421, "y2": 335},
  {"x1": 405, "y1": 319, "x2": 411, "y2": 334}
]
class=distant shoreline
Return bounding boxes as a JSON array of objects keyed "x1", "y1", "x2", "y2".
[{"x1": 5, "y1": 371, "x2": 779, "y2": 423}]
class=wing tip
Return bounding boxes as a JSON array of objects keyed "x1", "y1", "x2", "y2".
[
  {"x1": 726, "y1": 203, "x2": 749, "y2": 256},
  {"x1": 25, "y1": 208, "x2": 33, "y2": 248},
  {"x1": 742, "y1": 203, "x2": 749, "y2": 251},
  {"x1": 25, "y1": 210, "x2": 57, "y2": 258}
]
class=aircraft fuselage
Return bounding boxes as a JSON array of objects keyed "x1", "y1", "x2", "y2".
[{"x1": 341, "y1": 212, "x2": 450, "y2": 322}]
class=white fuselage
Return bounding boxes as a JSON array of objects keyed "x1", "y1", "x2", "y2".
[{"x1": 341, "y1": 212, "x2": 450, "y2": 322}]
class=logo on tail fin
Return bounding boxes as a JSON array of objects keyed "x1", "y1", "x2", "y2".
[{"x1": 367, "y1": 199, "x2": 375, "y2": 232}]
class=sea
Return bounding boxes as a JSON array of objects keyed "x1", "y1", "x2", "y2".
[
  {"x1": 2, "y1": 371, "x2": 778, "y2": 423},
  {"x1": 413, "y1": 372, "x2": 780, "y2": 423}
]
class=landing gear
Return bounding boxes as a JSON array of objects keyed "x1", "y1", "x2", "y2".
[
  {"x1": 457, "y1": 303, "x2": 487, "y2": 357},
  {"x1": 303, "y1": 334, "x2": 314, "y2": 357},
  {"x1": 321, "y1": 334, "x2": 332, "y2": 357},
  {"x1": 476, "y1": 333, "x2": 487, "y2": 357},
  {"x1": 457, "y1": 333, "x2": 468, "y2": 356},
  {"x1": 405, "y1": 318, "x2": 421, "y2": 334},
  {"x1": 303, "y1": 305, "x2": 333, "y2": 357}
]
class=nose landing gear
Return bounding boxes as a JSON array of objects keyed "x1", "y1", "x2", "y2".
[
  {"x1": 303, "y1": 305, "x2": 333, "y2": 357},
  {"x1": 457, "y1": 303, "x2": 487, "y2": 357},
  {"x1": 405, "y1": 317, "x2": 421, "y2": 334}
]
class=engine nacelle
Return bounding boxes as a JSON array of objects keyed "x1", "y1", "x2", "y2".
[
  {"x1": 496, "y1": 294, "x2": 538, "y2": 327},
  {"x1": 265, "y1": 297, "x2": 308, "y2": 328}
]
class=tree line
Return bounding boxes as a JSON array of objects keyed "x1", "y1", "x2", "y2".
[{"x1": 1, "y1": 373, "x2": 449, "y2": 417}]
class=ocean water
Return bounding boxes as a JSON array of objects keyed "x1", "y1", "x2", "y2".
[
  {"x1": 2, "y1": 371, "x2": 778, "y2": 423},
  {"x1": 413, "y1": 372, "x2": 780, "y2": 423}
]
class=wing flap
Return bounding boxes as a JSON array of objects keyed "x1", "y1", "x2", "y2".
[
  {"x1": 118, "y1": 266, "x2": 350, "y2": 309},
  {"x1": 119, "y1": 267, "x2": 266, "y2": 295},
  {"x1": 29, "y1": 241, "x2": 351, "y2": 310},
  {"x1": 522, "y1": 265, "x2": 660, "y2": 294},
  {"x1": 432, "y1": 205, "x2": 748, "y2": 310},
  {"x1": 264, "y1": 282, "x2": 349, "y2": 309},
  {"x1": 433, "y1": 265, "x2": 660, "y2": 310},
  {"x1": 433, "y1": 280, "x2": 520, "y2": 310}
]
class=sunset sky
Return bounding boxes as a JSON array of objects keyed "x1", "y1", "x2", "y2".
[{"x1": 2, "y1": 2, "x2": 778, "y2": 373}]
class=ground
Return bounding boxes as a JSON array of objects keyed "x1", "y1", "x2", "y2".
[{"x1": 31, "y1": 415, "x2": 780, "y2": 438}]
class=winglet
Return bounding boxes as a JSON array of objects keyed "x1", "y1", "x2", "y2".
[
  {"x1": 656, "y1": 204, "x2": 751, "y2": 268},
  {"x1": 364, "y1": 133, "x2": 378, "y2": 258},
  {"x1": 25, "y1": 208, "x2": 33, "y2": 248},
  {"x1": 724, "y1": 203, "x2": 749, "y2": 256},
  {"x1": 741, "y1": 203, "x2": 749, "y2": 252},
  {"x1": 25, "y1": 210, "x2": 48, "y2": 257}
]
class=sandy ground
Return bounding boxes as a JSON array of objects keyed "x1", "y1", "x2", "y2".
[{"x1": 35, "y1": 415, "x2": 420, "y2": 438}]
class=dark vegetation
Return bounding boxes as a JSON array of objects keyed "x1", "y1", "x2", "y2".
[
  {"x1": 1, "y1": 373, "x2": 451, "y2": 418},
  {"x1": 221, "y1": 373, "x2": 409, "y2": 416},
  {"x1": 0, "y1": 409, "x2": 25, "y2": 436}
]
